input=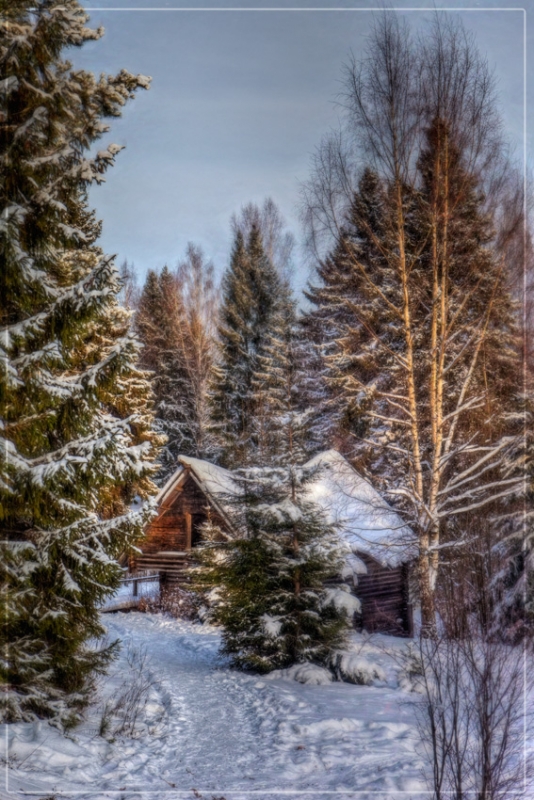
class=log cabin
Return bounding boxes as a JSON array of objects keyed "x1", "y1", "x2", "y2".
[{"x1": 134, "y1": 450, "x2": 415, "y2": 636}]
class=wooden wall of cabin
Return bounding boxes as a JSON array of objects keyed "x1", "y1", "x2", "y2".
[
  {"x1": 354, "y1": 552, "x2": 413, "y2": 637},
  {"x1": 140, "y1": 472, "x2": 224, "y2": 555}
]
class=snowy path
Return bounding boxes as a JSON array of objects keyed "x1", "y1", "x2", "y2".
[{"x1": 2, "y1": 613, "x2": 424, "y2": 800}]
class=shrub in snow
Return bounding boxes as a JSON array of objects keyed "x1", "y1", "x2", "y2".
[
  {"x1": 273, "y1": 662, "x2": 334, "y2": 685},
  {"x1": 397, "y1": 642, "x2": 426, "y2": 694},
  {"x1": 193, "y1": 464, "x2": 352, "y2": 672},
  {"x1": 329, "y1": 652, "x2": 387, "y2": 685},
  {"x1": 138, "y1": 586, "x2": 203, "y2": 621},
  {"x1": 0, "y1": 0, "x2": 159, "y2": 723},
  {"x1": 97, "y1": 643, "x2": 161, "y2": 740},
  {"x1": 322, "y1": 585, "x2": 361, "y2": 617}
]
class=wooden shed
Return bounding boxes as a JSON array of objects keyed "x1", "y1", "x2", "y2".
[
  {"x1": 133, "y1": 456, "x2": 236, "y2": 584},
  {"x1": 305, "y1": 450, "x2": 415, "y2": 637},
  {"x1": 134, "y1": 451, "x2": 415, "y2": 637}
]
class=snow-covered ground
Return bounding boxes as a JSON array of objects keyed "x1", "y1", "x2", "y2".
[
  {"x1": 1, "y1": 612, "x2": 425, "y2": 800},
  {"x1": 100, "y1": 574, "x2": 160, "y2": 612}
]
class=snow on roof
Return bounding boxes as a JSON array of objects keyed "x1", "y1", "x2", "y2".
[
  {"x1": 178, "y1": 455, "x2": 239, "y2": 500},
  {"x1": 157, "y1": 450, "x2": 413, "y2": 566},
  {"x1": 303, "y1": 450, "x2": 415, "y2": 567},
  {"x1": 156, "y1": 455, "x2": 240, "y2": 530}
]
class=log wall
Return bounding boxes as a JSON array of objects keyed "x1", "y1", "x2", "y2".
[{"x1": 354, "y1": 552, "x2": 413, "y2": 637}]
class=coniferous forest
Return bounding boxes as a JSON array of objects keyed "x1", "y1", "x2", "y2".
[{"x1": 1, "y1": 2, "x2": 533, "y2": 798}]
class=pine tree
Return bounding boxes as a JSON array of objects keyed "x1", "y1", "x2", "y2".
[
  {"x1": 135, "y1": 248, "x2": 217, "y2": 481},
  {"x1": 210, "y1": 225, "x2": 283, "y2": 467},
  {"x1": 252, "y1": 289, "x2": 317, "y2": 466},
  {"x1": 1, "y1": 0, "x2": 159, "y2": 722},
  {"x1": 194, "y1": 466, "x2": 352, "y2": 672}
]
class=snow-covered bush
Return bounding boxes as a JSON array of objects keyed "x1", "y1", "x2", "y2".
[
  {"x1": 270, "y1": 662, "x2": 334, "y2": 685},
  {"x1": 397, "y1": 642, "x2": 425, "y2": 694},
  {"x1": 329, "y1": 652, "x2": 386, "y2": 685},
  {"x1": 160, "y1": 586, "x2": 204, "y2": 621}
]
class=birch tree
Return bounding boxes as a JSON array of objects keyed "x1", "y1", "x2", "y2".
[{"x1": 303, "y1": 14, "x2": 523, "y2": 631}]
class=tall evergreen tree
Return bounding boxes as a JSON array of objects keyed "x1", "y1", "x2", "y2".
[
  {"x1": 210, "y1": 225, "x2": 283, "y2": 467},
  {"x1": 1, "y1": 0, "x2": 159, "y2": 722},
  {"x1": 252, "y1": 291, "x2": 317, "y2": 466},
  {"x1": 136, "y1": 266, "x2": 193, "y2": 480},
  {"x1": 135, "y1": 247, "x2": 217, "y2": 481},
  {"x1": 307, "y1": 120, "x2": 521, "y2": 631},
  {"x1": 303, "y1": 168, "x2": 393, "y2": 459},
  {"x1": 231, "y1": 198, "x2": 295, "y2": 282}
]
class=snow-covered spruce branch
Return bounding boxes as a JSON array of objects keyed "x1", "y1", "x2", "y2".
[
  {"x1": 344, "y1": 306, "x2": 409, "y2": 370},
  {"x1": 2, "y1": 257, "x2": 120, "y2": 349}
]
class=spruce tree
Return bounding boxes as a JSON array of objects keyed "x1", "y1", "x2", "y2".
[
  {"x1": 252, "y1": 290, "x2": 316, "y2": 466},
  {"x1": 136, "y1": 250, "x2": 217, "y2": 481},
  {"x1": 136, "y1": 266, "x2": 194, "y2": 480},
  {"x1": 194, "y1": 466, "x2": 352, "y2": 672},
  {"x1": 302, "y1": 16, "x2": 524, "y2": 631},
  {"x1": 303, "y1": 168, "x2": 393, "y2": 459},
  {"x1": 1, "y1": 0, "x2": 159, "y2": 722},
  {"x1": 210, "y1": 224, "x2": 282, "y2": 467}
]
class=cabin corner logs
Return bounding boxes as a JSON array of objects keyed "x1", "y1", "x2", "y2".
[{"x1": 133, "y1": 461, "x2": 414, "y2": 637}]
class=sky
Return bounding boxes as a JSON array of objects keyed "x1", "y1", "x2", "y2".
[{"x1": 73, "y1": 0, "x2": 532, "y2": 292}]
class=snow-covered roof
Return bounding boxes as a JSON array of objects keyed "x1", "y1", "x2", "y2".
[
  {"x1": 303, "y1": 450, "x2": 414, "y2": 567},
  {"x1": 157, "y1": 450, "x2": 413, "y2": 567},
  {"x1": 157, "y1": 455, "x2": 240, "y2": 532}
]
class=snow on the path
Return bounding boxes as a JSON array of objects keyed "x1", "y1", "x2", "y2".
[{"x1": 1, "y1": 613, "x2": 424, "y2": 800}]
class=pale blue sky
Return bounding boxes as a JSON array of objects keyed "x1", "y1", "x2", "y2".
[{"x1": 74, "y1": 1, "x2": 531, "y2": 290}]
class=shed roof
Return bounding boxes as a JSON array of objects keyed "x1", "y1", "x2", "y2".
[{"x1": 303, "y1": 450, "x2": 415, "y2": 567}]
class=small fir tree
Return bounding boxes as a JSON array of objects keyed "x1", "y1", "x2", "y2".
[
  {"x1": 1, "y1": 0, "x2": 159, "y2": 722},
  {"x1": 194, "y1": 466, "x2": 353, "y2": 673}
]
